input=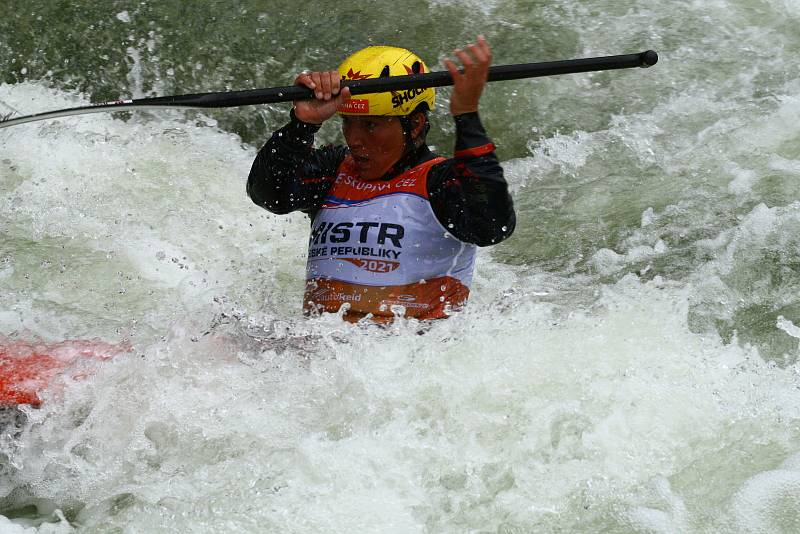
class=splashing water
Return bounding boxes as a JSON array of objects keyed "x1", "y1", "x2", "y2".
[{"x1": 1, "y1": 0, "x2": 800, "y2": 531}]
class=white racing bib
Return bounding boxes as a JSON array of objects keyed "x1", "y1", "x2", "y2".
[{"x1": 305, "y1": 155, "x2": 476, "y2": 320}]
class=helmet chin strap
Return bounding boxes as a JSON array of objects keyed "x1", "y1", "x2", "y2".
[
  {"x1": 399, "y1": 111, "x2": 429, "y2": 156},
  {"x1": 379, "y1": 112, "x2": 429, "y2": 179}
]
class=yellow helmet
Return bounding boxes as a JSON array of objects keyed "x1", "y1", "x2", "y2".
[{"x1": 337, "y1": 46, "x2": 435, "y2": 116}]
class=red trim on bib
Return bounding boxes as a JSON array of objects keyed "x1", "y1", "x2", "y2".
[
  {"x1": 304, "y1": 275, "x2": 470, "y2": 322},
  {"x1": 325, "y1": 156, "x2": 445, "y2": 203}
]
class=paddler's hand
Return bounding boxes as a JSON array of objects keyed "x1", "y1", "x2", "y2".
[
  {"x1": 443, "y1": 35, "x2": 492, "y2": 116},
  {"x1": 293, "y1": 70, "x2": 351, "y2": 125}
]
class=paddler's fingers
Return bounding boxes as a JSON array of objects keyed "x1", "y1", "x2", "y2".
[
  {"x1": 333, "y1": 85, "x2": 351, "y2": 107},
  {"x1": 318, "y1": 70, "x2": 334, "y2": 100},
  {"x1": 443, "y1": 58, "x2": 464, "y2": 83},
  {"x1": 468, "y1": 38, "x2": 491, "y2": 71},
  {"x1": 309, "y1": 71, "x2": 325, "y2": 99},
  {"x1": 446, "y1": 37, "x2": 492, "y2": 116},
  {"x1": 453, "y1": 48, "x2": 475, "y2": 71},
  {"x1": 465, "y1": 48, "x2": 490, "y2": 84},
  {"x1": 293, "y1": 71, "x2": 338, "y2": 123},
  {"x1": 294, "y1": 70, "x2": 316, "y2": 90},
  {"x1": 329, "y1": 70, "x2": 342, "y2": 97},
  {"x1": 472, "y1": 35, "x2": 492, "y2": 63}
]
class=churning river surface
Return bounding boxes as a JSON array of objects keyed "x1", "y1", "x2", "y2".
[{"x1": 1, "y1": 0, "x2": 800, "y2": 532}]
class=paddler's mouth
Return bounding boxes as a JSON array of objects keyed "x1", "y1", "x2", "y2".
[{"x1": 352, "y1": 153, "x2": 370, "y2": 165}]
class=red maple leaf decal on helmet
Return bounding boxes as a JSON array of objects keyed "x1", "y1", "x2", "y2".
[{"x1": 347, "y1": 68, "x2": 372, "y2": 80}]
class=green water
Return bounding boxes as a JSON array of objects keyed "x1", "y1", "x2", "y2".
[{"x1": 2, "y1": 0, "x2": 800, "y2": 532}]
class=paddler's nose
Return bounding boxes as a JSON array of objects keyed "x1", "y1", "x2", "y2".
[
  {"x1": 343, "y1": 127, "x2": 360, "y2": 150},
  {"x1": 342, "y1": 117, "x2": 369, "y2": 150}
]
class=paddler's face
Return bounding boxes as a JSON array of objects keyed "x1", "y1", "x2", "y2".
[{"x1": 342, "y1": 116, "x2": 405, "y2": 181}]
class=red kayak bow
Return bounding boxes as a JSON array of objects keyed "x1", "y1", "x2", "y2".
[{"x1": 0, "y1": 337, "x2": 129, "y2": 407}]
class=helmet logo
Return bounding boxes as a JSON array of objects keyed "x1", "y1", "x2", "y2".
[
  {"x1": 339, "y1": 99, "x2": 370, "y2": 114},
  {"x1": 391, "y1": 88, "x2": 425, "y2": 108},
  {"x1": 346, "y1": 68, "x2": 372, "y2": 80}
]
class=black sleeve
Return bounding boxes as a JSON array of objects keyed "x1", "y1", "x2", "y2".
[
  {"x1": 427, "y1": 112, "x2": 516, "y2": 246},
  {"x1": 247, "y1": 109, "x2": 348, "y2": 216}
]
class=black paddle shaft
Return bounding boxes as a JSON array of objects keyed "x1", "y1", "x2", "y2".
[
  {"x1": 138, "y1": 50, "x2": 659, "y2": 108},
  {"x1": 0, "y1": 50, "x2": 657, "y2": 129}
]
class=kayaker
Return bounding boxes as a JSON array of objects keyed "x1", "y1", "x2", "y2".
[{"x1": 247, "y1": 36, "x2": 515, "y2": 322}]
